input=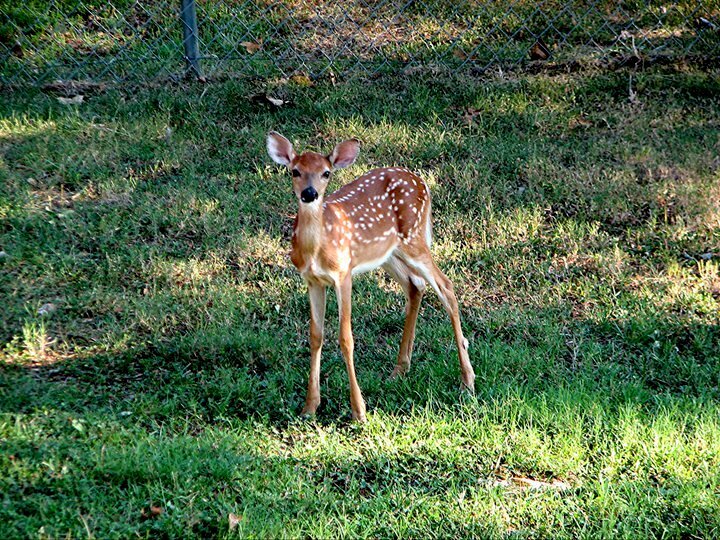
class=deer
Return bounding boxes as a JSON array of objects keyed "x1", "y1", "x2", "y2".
[{"x1": 267, "y1": 131, "x2": 475, "y2": 422}]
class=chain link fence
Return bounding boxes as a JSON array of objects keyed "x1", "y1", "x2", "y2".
[{"x1": 1, "y1": 1, "x2": 719, "y2": 87}]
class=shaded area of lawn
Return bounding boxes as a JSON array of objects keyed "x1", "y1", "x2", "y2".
[
  {"x1": 1, "y1": 63, "x2": 719, "y2": 537},
  {"x1": 3, "y1": 1, "x2": 718, "y2": 84}
]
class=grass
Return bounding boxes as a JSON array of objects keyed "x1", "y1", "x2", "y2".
[
  {"x1": 2, "y1": 1, "x2": 719, "y2": 84},
  {"x1": 1, "y1": 61, "x2": 720, "y2": 538}
]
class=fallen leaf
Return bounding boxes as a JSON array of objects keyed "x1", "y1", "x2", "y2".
[
  {"x1": 402, "y1": 65, "x2": 424, "y2": 76},
  {"x1": 290, "y1": 73, "x2": 313, "y2": 87},
  {"x1": 250, "y1": 94, "x2": 291, "y2": 108},
  {"x1": 463, "y1": 107, "x2": 482, "y2": 125},
  {"x1": 629, "y1": 86, "x2": 640, "y2": 105},
  {"x1": 512, "y1": 477, "x2": 571, "y2": 490},
  {"x1": 141, "y1": 505, "x2": 164, "y2": 520},
  {"x1": 43, "y1": 80, "x2": 106, "y2": 95},
  {"x1": 491, "y1": 478, "x2": 511, "y2": 487},
  {"x1": 695, "y1": 17, "x2": 717, "y2": 30},
  {"x1": 529, "y1": 39, "x2": 550, "y2": 61},
  {"x1": 228, "y1": 513, "x2": 242, "y2": 530},
  {"x1": 57, "y1": 95, "x2": 84, "y2": 105},
  {"x1": 488, "y1": 475, "x2": 572, "y2": 490},
  {"x1": 453, "y1": 48, "x2": 468, "y2": 60},
  {"x1": 241, "y1": 41, "x2": 261, "y2": 54},
  {"x1": 568, "y1": 115, "x2": 593, "y2": 129},
  {"x1": 38, "y1": 303, "x2": 57, "y2": 316}
]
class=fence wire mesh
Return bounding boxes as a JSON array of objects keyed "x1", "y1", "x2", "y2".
[{"x1": 1, "y1": 1, "x2": 719, "y2": 87}]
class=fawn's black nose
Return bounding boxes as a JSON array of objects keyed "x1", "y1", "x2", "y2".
[{"x1": 300, "y1": 186, "x2": 319, "y2": 203}]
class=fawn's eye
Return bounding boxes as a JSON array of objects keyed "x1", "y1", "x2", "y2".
[
  {"x1": 292, "y1": 169, "x2": 301, "y2": 177},
  {"x1": 322, "y1": 171, "x2": 331, "y2": 178}
]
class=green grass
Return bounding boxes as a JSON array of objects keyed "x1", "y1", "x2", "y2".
[
  {"x1": 2, "y1": 1, "x2": 719, "y2": 84},
  {"x1": 1, "y1": 62, "x2": 720, "y2": 538}
]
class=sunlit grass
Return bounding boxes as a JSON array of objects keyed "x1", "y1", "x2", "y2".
[{"x1": 1, "y1": 63, "x2": 719, "y2": 537}]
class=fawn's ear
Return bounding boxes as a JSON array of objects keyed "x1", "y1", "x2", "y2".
[
  {"x1": 328, "y1": 138, "x2": 360, "y2": 169},
  {"x1": 267, "y1": 131, "x2": 295, "y2": 166}
]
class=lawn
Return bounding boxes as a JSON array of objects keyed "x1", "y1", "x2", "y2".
[{"x1": 1, "y1": 61, "x2": 720, "y2": 538}]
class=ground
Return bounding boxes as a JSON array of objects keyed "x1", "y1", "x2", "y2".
[{"x1": 1, "y1": 62, "x2": 719, "y2": 538}]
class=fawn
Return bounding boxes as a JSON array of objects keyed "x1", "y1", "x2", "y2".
[{"x1": 267, "y1": 132, "x2": 475, "y2": 422}]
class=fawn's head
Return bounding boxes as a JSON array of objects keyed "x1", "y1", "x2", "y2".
[{"x1": 267, "y1": 131, "x2": 360, "y2": 205}]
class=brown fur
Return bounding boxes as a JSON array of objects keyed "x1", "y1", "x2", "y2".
[{"x1": 267, "y1": 132, "x2": 475, "y2": 422}]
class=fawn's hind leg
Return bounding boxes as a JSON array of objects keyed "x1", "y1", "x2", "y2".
[
  {"x1": 383, "y1": 256, "x2": 425, "y2": 378},
  {"x1": 399, "y1": 253, "x2": 475, "y2": 392}
]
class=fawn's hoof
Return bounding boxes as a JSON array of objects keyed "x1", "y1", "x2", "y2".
[
  {"x1": 389, "y1": 364, "x2": 409, "y2": 379},
  {"x1": 300, "y1": 402, "x2": 320, "y2": 418},
  {"x1": 351, "y1": 408, "x2": 367, "y2": 423},
  {"x1": 460, "y1": 380, "x2": 476, "y2": 395}
]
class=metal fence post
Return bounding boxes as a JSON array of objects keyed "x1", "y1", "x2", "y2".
[{"x1": 180, "y1": 0, "x2": 204, "y2": 80}]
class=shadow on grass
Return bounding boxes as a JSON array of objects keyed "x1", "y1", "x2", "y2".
[
  {"x1": 2, "y1": 65, "x2": 719, "y2": 410},
  {"x1": 3, "y1": 321, "x2": 720, "y2": 537},
  {"x1": 3, "y1": 288, "x2": 719, "y2": 426}
]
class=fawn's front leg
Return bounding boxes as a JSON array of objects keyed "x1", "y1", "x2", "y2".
[
  {"x1": 336, "y1": 274, "x2": 367, "y2": 422},
  {"x1": 301, "y1": 283, "x2": 326, "y2": 416}
]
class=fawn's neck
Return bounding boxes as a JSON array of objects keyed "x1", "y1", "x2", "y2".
[{"x1": 295, "y1": 201, "x2": 324, "y2": 257}]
